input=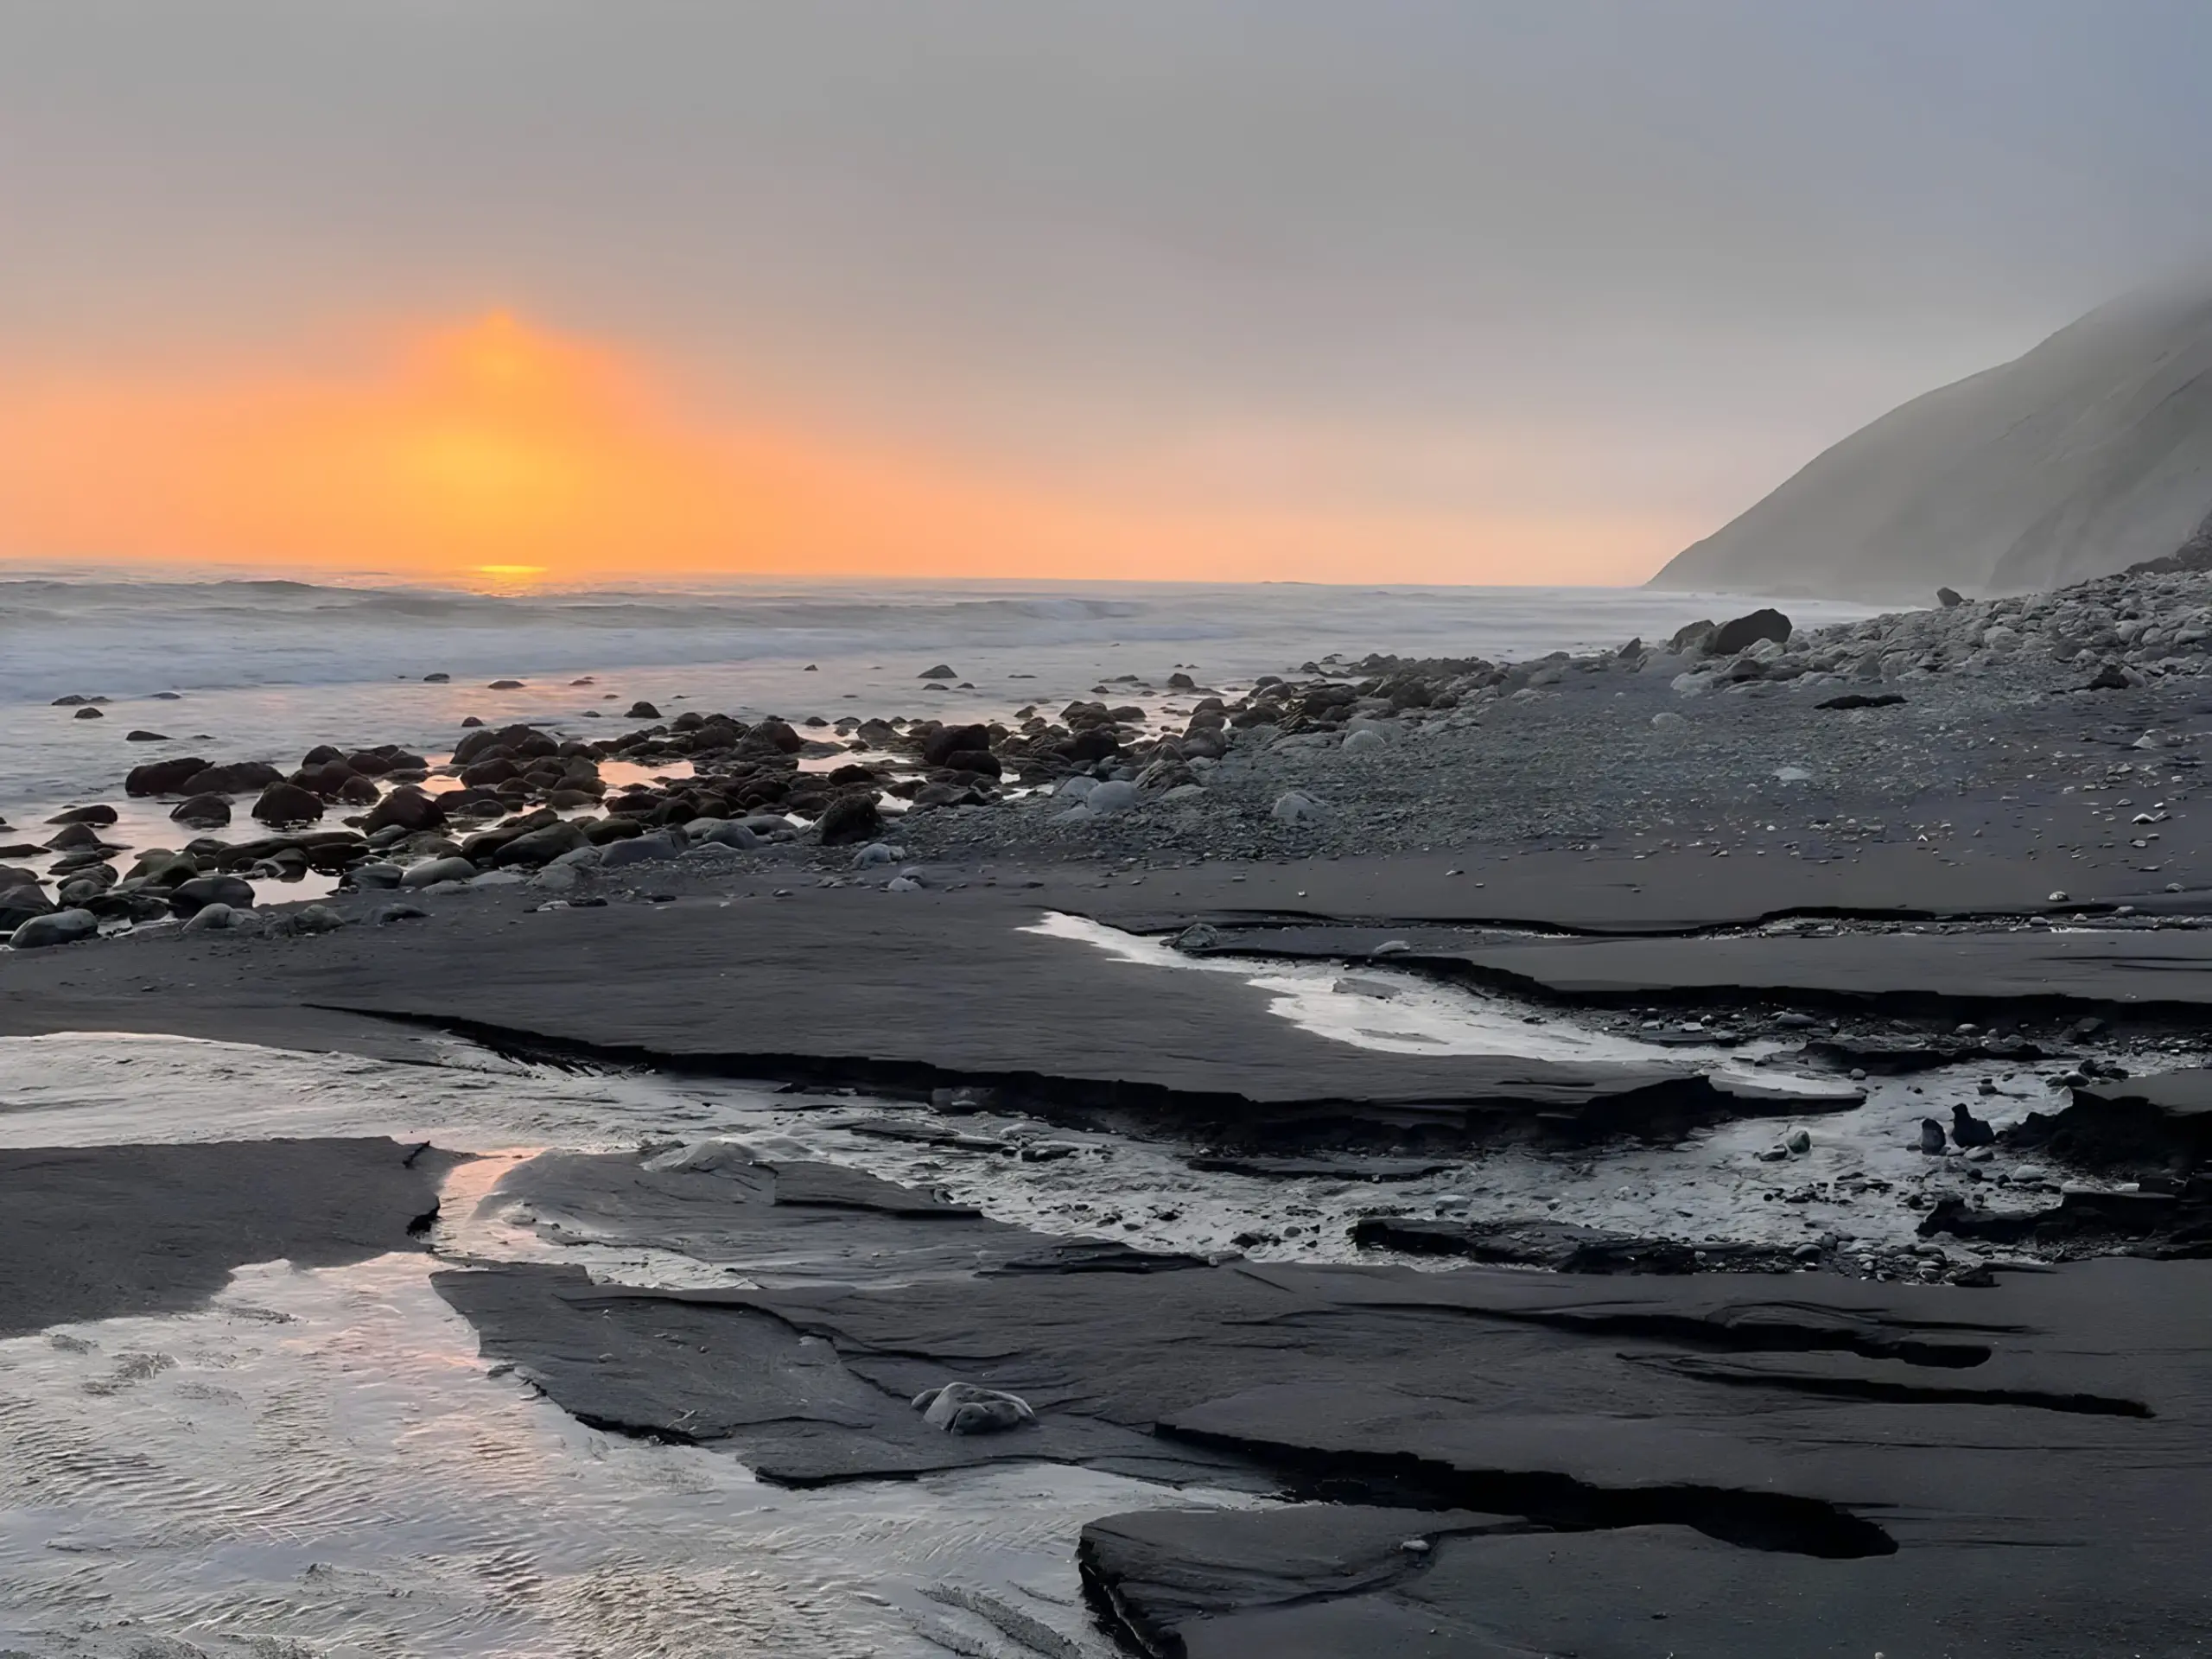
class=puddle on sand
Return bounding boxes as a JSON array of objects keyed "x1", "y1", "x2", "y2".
[
  {"x1": 1023, "y1": 910, "x2": 1861, "y2": 1104},
  {"x1": 0, "y1": 1251, "x2": 1233, "y2": 1658},
  {"x1": 0, "y1": 1024, "x2": 2084, "y2": 1281},
  {"x1": 0, "y1": 1021, "x2": 2154, "y2": 1656},
  {"x1": 1023, "y1": 909, "x2": 1757, "y2": 1063}
]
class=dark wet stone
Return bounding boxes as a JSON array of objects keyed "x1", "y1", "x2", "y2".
[
  {"x1": 45, "y1": 804, "x2": 119, "y2": 827},
  {"x1": 252, "y1": 782, "x2": 325, "y2": 825},
  {"x1": 169, "y1": 874, "x2": 257, "y2": 916},
  {"x1": 1709, "y1": 607, "x2": 1790, "y2": 655},
  {"x1": 8, "y1": 909, "x2": 98, "y2": 949},
  {"x1": 360, "y1": 784, "x2": 447, "y2": 834},
  {"x1": 815, "y1": 794, "x2": 883, "y2": 846},
  {"x1": 1816, "y1": 691, "x2": 1907, "y2": 710},
  {"x1": 124, "y1": 755, "x2": 213, "y2": 797},
  {"x1": 169, "y1": 793, "x2": 232, "y2": 829},
  {"x1": 179, "y1": 760, "x2": 283, "y2": 797}
]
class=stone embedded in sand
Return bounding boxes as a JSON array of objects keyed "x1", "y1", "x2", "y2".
[
  {"x1": 1816, "y1": 692, "x2": 1906, "y2": 710},
  {"x1": 493, "y1": 822, "x2": 590, "y2": 868},
  {"x1": 169, "y1": 874, "x2": 256, "y2": 916},
  {"x1": 1086, "y1": 780, "x2": 1140, "y2": 816},
  {"x1": 912, "y1": 1382, "x2": 1036, "y2": 1435},
  {"x1": 918, "y1": 664, "x2": 957, "y2": 680},
  {"x1": 692, "y1": 820, "x2": 760, "y2": 852},
  {"x1": 8, "y1": 907, "x2": 98, "y2": 948},
  {"x1": 401, "y1": 855, "x2": 477, "y2": 888},
  {"x1": 601, "y1": 831, "x2": 683, "y2": 869}
]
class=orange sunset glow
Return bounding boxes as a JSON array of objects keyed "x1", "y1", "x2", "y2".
[{"x1": 0, "y1": 315, "x2": 1683, "y2": 587}]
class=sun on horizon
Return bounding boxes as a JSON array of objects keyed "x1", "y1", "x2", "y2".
[{"x1": 0, "y1": 312, "x2": 1687, "y2": 588}]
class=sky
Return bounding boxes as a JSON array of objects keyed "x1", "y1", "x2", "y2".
[{"x1": 3, "y1": 1, "x2": 2211, "y2": 588}]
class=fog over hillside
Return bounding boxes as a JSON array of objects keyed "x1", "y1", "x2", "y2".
[{"x1": 1651, "y1": 283, "x2": 2212, "y2": 601}]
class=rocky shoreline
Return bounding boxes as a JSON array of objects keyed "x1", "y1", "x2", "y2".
[{"x1": 10, "y1": 566, "x2": 2212, "y2": 1655}]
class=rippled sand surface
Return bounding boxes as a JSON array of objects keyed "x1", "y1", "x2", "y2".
[{"x1": 0, "y1": 1007, "x2": 2090, "y2": 1655}]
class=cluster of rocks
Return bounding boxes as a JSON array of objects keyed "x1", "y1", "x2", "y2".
[
  {"x1": 1671, "y1": 568, "x2": 2212, "y2": 698},
  {"x1": 20, "y1": 560, "x2": 2212, "y2": 938}
]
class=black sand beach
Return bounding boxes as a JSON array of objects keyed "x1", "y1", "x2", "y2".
[{"x1": 11, "y1": 573, "x2": 2212, "y2": 1655}]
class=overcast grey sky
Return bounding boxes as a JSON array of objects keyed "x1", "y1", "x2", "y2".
[{"x1": 4, "y1": 0, "x2": 2209, "y2": 579}]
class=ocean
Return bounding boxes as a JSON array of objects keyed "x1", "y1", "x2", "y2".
[{"x1": 0, "y1": 569, "x2": 1875, "y2": 818}]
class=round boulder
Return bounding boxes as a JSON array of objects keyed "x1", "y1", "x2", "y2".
[
  {"x1": 10, "y1": 908, "x2": 99, "y2": 949},
  {"x1": 124, "y1": 755, "x2": 213, "y2": 797},
  {"x1": 1065, "y1": 728, "x2": 1120, "y2": 764},
  {"x1": 600, "y1": 831, "x2": 683, "y2": 868},
  {"x1": 492, "y1": 821, "x2": 591, "y2": 868},
  {"x1": 1709, "y1": 607, "x2": 1792, "y2": 656},
  {"x1": 180, "y1": 760, "x2": 283, "y2": 797},
  {"x1": 253, "y1": 782, "x2": 326, "y2": 825},
  {"x1": 170, "y1": 874, "x2": 257, "y2": 916},
  {"x1": 815, "y1": 794, "x2": 882, "y2": 846},
  {"x1": 47, "y1": 804, "x2": 119, "y2": 827},
  {"x1": 912, "y1": 1382, "x2": 1034, "y2": 1435},
  {"x1": 921, "y1": 723, "x2": 990, "y2": 767},
  {"x1": 942, "y1": 748, "x2": 1001, "y2": 779},
  {"x1": 360, "y1": 785, "x2": 446, "y2": 834},
  {"x1": 400, "y1": 855, "x2": 478, "y2": 887},
  {"x1": 170, "y1": 793, "x2": 232, "y2": 829}
]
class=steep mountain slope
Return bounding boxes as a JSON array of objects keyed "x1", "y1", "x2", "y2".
[{"x1": 1649, "y1": 286, "x2": 2212, "y2": 600}]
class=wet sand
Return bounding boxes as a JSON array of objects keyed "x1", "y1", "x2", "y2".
[{"x1": 11, "y1": 579, "x2": 2212, "y2": 1654}]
